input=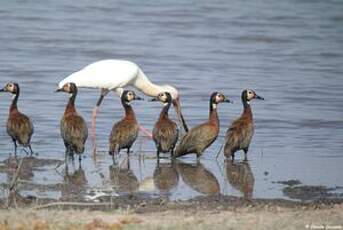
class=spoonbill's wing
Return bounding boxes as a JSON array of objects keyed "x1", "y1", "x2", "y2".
[{"x1": 58, "y1": 60, "x2": 139, "y2": 90}]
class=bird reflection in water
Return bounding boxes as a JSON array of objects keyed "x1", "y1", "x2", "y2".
[
  {"x1": 109, "y1": 157, "x2": 139, "y2": 194},
  {"x1": 62, "y1": 165, "x2": 87, "y2": 200},
  {"x1": 225, "y1": 160, "x2": 254, "y2": 200},
  {"x1": 153, "y1": 160, "x2": 179, "y2": 194},
  {"x1": 3, "y1": 157, "x2": 34, "y2": 183},
  {"x1": 176, "y1": 160, "x2": 220, "y2": 195}
]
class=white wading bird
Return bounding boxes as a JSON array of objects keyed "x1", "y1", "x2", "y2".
[{"x1": 57, "y1": 59, "x2": 188, "y2": 154}]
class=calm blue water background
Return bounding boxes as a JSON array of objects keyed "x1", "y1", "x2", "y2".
[{"x1": 0, "y1": 0, "x2": 342, "y2": 200}]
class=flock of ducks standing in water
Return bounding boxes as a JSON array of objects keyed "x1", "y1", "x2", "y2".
[{"x1": 0, "y1": 59, "x2": 264, "y2": 168}]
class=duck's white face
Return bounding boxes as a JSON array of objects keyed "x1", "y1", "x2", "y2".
[
  {"x1": 122, "y1": 90, "x2": 143, "y2": 104},
  {"x1": 157, "y1": 92, "x2": 169, "y2": 103},
  {"x1": 59, "y1": 83, "x2": 77, "y2": 94},
  {"x1": 126, "y1": 90, "x2": 136, "y2": 102},
  {"x1": 62, "y1": 83, "x2": 72, "y2": 93},
  {"x1": 211, "y1": 92, "x2": 231, "y2": 109},
  {"x1": 244, "y1": 89, "x2": 264, "y2": 103},
  {"x1": 214, "y1": 93, "x2": 227, "y2": 104},
  {"x1": 246, "y1": 89, "x2": 256, "y2": 101},
  {"x1": 4, "y1": 83, "x2": 16, "y2": 94},
  {"x1": 1, "y1": 83, "x2": 18, "y2": 100},
  {"x1": 161, "y1": 85, "x2": 178, "y2": 100},
  {"x1": 56, "y1": 82, "x2": 78, "y2": 97}
]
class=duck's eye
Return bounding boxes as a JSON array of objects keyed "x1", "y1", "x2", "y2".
[{"x1": 248, "y1": 91, "x2": 252, "y2": 94}]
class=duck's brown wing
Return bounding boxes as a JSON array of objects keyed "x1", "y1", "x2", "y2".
[
  {"x1": 109, "y1": 119, "x2": 138, "y2": 153},
  {"x1": 175, "y1": 123, "x2": 218, "y2": 157},
  {"x1": 61, "y1": 114, "x2": 88, "y2": 153},
  {"x1": 224, "y1": 118, "x2": 254, "y2": 156},
  {"x1": 7, "y1": 112, "x2": 34, "y2": 146},
  {"x1": 153, "y1": 120, "x2": 179, "y2": 152}
]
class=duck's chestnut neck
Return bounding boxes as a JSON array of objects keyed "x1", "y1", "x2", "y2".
[
  {"x1": 65, "y1": 89, "x2": 78, "y2": 115},
  {"x1": 209, "y1": 101, "x2": 219, "y2": 129},
  {"x1": 242, "y1": 99, "x2": 250, "y2": 109},
  {"x1": 10, "y1": 88, "x2": 20, "y2": 113},
  {"x1": 241, "y1": 90, "x2": 251, "y2": 109},
  {"x1": 121, "y1": 97, "x2": 136, "y2": 119},
  {"x1": 160, "y1": 98, "x2": 172, "y2": 117},
  {"x1": 68, "y1": 88, "x2": 78, "y2": 107},
  {"x1": 241, "y1": 96, "x2": 253, "y2": 119}
]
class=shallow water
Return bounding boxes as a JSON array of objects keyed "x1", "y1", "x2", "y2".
[{"x1": 0, "y1": 0, "x2": 342, "y2": 201}]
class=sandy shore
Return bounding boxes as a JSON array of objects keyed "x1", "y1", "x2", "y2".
[{"x1": 0, "y1": 197, "x2": 342, "y2": 229}]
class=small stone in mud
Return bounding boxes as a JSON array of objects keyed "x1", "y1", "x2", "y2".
[
  {"x1": 264, "y1": 171, "x2": 269, "y2": 176},
  {"x1": 274, "y1": 179, "x2": 302, "y2": 186}
]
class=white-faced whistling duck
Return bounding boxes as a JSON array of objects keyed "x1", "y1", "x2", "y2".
[
  {"x1": 0, "y1": 82, "x2": 34, "y2": 156},
  {"x1": 56, "y1": 83, "x2": 88, "y2": 164},
  {"x1": 150, "y1": 92, "x2": 179, "y2": 159},
  {"x1": 109, "y1": 90, "x2": 143, "y2": 163},
  {"x1": 174, "y1": 92, "x2": 231, "y2": 159},
  {"x1": 224, "y1": 89, "x2": 264, "y2": 160}
]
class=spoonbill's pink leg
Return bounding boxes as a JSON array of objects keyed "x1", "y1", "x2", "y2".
[
  {"x1": 91, "y1": 89, "x2": 109, "y2": 156},
  {"x1": 139, "y1": 125, "x2": 152, "y2": 138},
  {"x1": 91, "y1": 105, "x2": 100, "y2": 155}
]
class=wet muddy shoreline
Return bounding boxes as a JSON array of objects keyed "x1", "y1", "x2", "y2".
[
  {"x1": 0, "y1": 156, "x2": 342, "y2": 213},
  {"x1": 1, "y1": 191, "x2": 343, "y2": 214},
  {"x1": 1, "y1": 157, "x2": 342, "y2": 230}
]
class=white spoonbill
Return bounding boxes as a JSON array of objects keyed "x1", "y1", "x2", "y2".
[{"x1": 57, "y1": 59, "x2": 189, "y2": 153}]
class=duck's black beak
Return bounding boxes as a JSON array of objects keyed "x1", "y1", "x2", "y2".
[
  {"x1": 255, "y1": 95, "x2": 264, "y2": 100},
  {"x1": 55, "y1": 88, "x2": 63, "y2": 93},
  {"x1": 149, "y1": 97, "x2": 158, "y2": 102},
  {"x1": 135, "y1": 96, "x2": 144, "y2": 101},
  {"x1": 224, "y1": 98, "x2": 233, "y2": 103}
]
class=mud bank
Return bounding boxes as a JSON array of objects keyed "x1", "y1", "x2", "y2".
[{"x1": 0, "y1": 202, "x2": 342, "y2": 230}]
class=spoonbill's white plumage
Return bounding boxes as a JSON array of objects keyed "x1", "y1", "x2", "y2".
[
  {"x1": 59, "y1": 60, "x2": 138, "y2": 91},
  {"x1": 58, "y1": 59, "x2": 188, "y2": 154}
]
